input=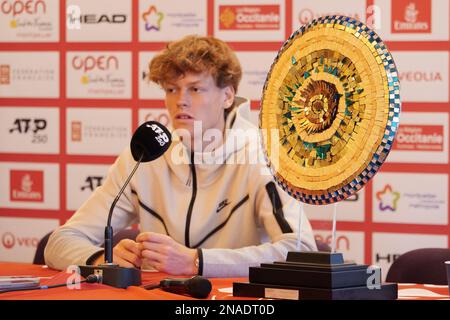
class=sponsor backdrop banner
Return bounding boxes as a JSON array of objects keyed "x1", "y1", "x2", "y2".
[{"x1": 0, "y1": 0, "x2": 449, "y2": 276}]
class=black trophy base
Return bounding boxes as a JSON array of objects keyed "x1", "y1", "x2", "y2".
[
  {"x1": 233, "y1": 282, "x2": 398, "y2": 300},
  {"x1": 78, "y1": 264, "x2": 141, "y2": 288},
  {"x1": 233, "y1": 251, "x2": 398, "y2": 300}
]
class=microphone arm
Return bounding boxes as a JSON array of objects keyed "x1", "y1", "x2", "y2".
[
  {"x1": 78, "y1": 120, "x2": 171, "y2": 289},
  {"x1": 78, "y1": 152, "x2": 144, "y2": 288},
  {"x1": 104, "y1": 152, "x2": 144, "y2": 264}
]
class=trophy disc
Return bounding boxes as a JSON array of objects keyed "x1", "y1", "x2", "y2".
[{"x1": 259, "y1": 16, "x2": 401, "y2": 205}]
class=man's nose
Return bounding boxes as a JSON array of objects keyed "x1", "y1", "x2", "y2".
[{"x1": 176, "y1": 89, "x2": 189, "y2": 108}]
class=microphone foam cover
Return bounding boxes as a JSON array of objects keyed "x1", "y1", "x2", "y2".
[
  {"x1": 188, "y1": 276, "x2": 212, "y2": 299},
  {"x1": 130, "y1": 121, "x2": 172, "y2": 162}
]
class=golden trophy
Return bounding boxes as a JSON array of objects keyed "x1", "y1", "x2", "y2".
[{"x1": 234, "y1": 15, "x2": 400, "y2": 300}]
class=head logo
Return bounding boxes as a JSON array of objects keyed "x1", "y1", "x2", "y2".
[
  {"x1": 68, "y1": 13, "x2": 127, "y2": 25},
  {"x1": 2, "y1": 232, "x2": 15, "y2": 249},
  {"x1": 375, "y1": 253, "x2": 401, "y2": 264},
  {"x1": 0, "y1": 65, "x2": 10, "y2": 85},
  {"x1": 10, "y1": 170, "x2": 44, "y2": 202},
  {"x1": 376, "y1": 184, "x2": 400, "y2": 211},
  {"x1": 142, "y1": 5, "x2": 164, "y2": 31},
  {"x1": 392, "y1": 0, "x2": 431, "y2": 33},
  {"x1": 219, "y1": 5, "x2": 280, "y2": 31}
]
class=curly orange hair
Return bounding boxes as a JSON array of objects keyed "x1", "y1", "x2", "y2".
[{"x1": 148, "y1": 35, "x2": 242, "y2": 93}]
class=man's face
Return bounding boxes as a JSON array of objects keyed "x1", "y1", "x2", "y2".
[{"x1": 163, "y1": 72, "x2": 234, "y2": 145}]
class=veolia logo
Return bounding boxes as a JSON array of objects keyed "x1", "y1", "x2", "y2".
[
  {"x1": 1, "y1": 232, "x2": 40, "y2": 249},
  {"x1": 398, "y1": 71, "x2": 442, "y2": 83},
  {"x1": 2, "y1": 232, "x2": 15, "y2": 249}
]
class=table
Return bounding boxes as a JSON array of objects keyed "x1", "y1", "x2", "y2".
[{"x1": 0, "y1": 262, "x2": 448, "y2": 300}]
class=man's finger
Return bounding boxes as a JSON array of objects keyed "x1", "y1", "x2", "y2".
[
  {"x1": 140, "y1": 241, "x2": 169, "y2": 255},
  {"x1": 136, "y1": 232, "x2": 170, "y2": 244},
  {"x1": 115, "y1": 247, "x2": 142, "y2": 267},
  {"x1": 141, "y1": 249, "x2": 164, "y2": 263},
  {"x1": 120, "y1": 239, "x2": 141, "y2": 256},
  {"x1": 141, "y1": 259, "x2": 162, "y2": 272},
  {"x1": 113, "y1": 254, "x2": 137, "y2": 268}
]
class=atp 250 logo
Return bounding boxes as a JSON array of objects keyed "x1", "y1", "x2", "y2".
[{"x1": 9, "y1": 118, "x2": 48, "y2": 144}]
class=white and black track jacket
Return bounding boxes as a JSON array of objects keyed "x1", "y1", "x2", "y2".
[{"x1": 45, "y1": 97, "x2": 317, "y2": 277}]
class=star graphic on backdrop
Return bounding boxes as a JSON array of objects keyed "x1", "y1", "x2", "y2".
[
  {"x1": 376, "y1": 184, "x2": 400, "y2": 211},
  {"x1": 142, "y1": 5, "x2": 164, "y2": 31}
]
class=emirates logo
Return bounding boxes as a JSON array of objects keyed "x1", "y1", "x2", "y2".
[
  {"x1": 392, "y1": 0, "x2": 431, "y2": 33},
  {"x1": 10, "y1": 170, "x2": 44, "y2": 202},
  {"x1": 404, "y1": 3, "x2": 419, "y2": 23}
]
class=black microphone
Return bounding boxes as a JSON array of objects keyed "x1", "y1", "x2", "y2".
[
  {"x1": 79, "y1": 121, "x2": 172, "y2": 288},
  {"x1": 145, "y1": 276, "x2": 212, "y2": 299},
  {"x1": 104, "y1": 121, "x2": 172, "y2": 264}
]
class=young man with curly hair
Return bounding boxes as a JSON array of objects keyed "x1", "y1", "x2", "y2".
[{"x1": 45, "y1": 35, "x2": 317, "y2": 277}]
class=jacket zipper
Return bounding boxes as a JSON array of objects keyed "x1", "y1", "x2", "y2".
[{"x1": 185, "y1": 152, "x2": 197, "y2": 247}]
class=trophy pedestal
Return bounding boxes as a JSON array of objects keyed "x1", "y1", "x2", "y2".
[{"x1": 233, "y1": 252, "x2": 397, "y2": 300}]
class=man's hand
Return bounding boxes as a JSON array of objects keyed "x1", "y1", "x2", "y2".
[
  {"x1": 93, "y1": 239, "x2": 142, "y2": 268},
  {"x1": 136, "y1": 232, "x2": 198, "y2": 275}
]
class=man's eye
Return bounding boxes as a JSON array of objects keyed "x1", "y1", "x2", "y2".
[
  {"x1": 192, "y1": 87, "x2": 203, "y2": 92},
  {"x1": 166, "y1": 88, "x2": 175, "y2": 93}
]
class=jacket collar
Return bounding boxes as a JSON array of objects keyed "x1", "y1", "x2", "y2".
[{"x1": 164, "y1": 97, "x2": 257, "y2": 187}]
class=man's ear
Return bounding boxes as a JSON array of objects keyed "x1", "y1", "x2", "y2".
[{"x1": 223, "y1": 85, "x2": 235, "y2": 110}]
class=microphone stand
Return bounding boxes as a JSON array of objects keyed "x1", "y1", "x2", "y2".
[{"x1": 78, "y1": 153, "x2": 144, "y2": 288}]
